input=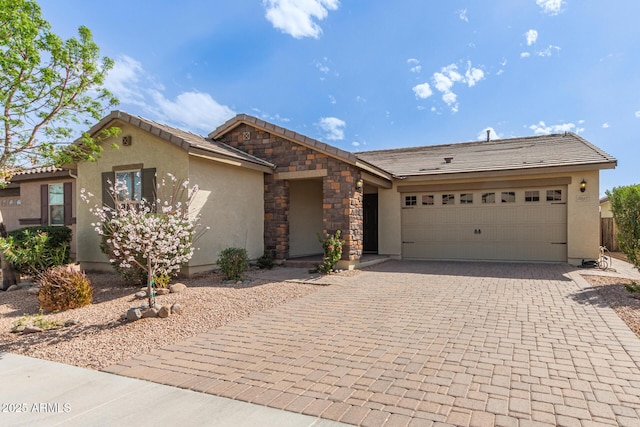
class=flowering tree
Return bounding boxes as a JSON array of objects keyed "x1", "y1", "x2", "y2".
[{"x1": 82, "y1": 173, "x2": 206, "y2": 307}]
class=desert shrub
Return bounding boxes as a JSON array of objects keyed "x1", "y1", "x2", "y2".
[
  {"x1": 37, "y1": 265, "x2": 93, "y2": 312},
  {"x1": 153, "y1": 272, "x2": 171, "y2": 288},
  {"x1": 0, "y1": 227, "x2": 70, "y2": 276},
  {"x1": 257, "y1": 250, "x2": 275, "y2": 270},
  {"x1": 607, "y1": 184, "x2": 640, "y2": 270},
  {"x1": 316, "y1": 230, "x2": 343, "y2": 274},
  {"x1": 218, "y1": 247, "x2": 249, "y2": 281}
]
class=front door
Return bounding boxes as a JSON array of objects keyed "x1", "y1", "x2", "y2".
[{"x1": 363, "y1": 193, "x2": 378, "y2": 253}]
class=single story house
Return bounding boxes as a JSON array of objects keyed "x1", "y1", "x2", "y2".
[
  {"x1": 71, "y1": 110, "x2": 616, "y2": 274},
  {"x1": 0, "y1": 166, "x2": 77, "y2": 258}
]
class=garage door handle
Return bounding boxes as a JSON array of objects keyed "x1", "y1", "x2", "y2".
[
  {"x1": 551, "y1": 242, "x2": 567, "y2": 245},
  {"x1": 403, "y1": 241, "x2": 415, "y2": 244}
]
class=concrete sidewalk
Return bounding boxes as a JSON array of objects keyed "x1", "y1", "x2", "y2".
[{"x1": 0, "y1": 352, "x2": 345, "y2": 427}]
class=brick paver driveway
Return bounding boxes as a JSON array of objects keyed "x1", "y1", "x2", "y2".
[{"x1": 106, "y1": 261, "x2": 640, "y2": 426}]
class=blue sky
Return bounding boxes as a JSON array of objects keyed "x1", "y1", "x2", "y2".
[{"x1": 40, "y1": 0, "x2": 639, "y2": 194}]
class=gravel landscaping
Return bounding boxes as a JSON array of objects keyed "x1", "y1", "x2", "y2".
[
  {"x1": 0, "y1": 270, "x2": 321, "y2": 370},
  {"x1": 582, "y1": 274, "x2": 640, "y2": 339}
]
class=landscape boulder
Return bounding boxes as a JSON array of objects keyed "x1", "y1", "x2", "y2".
[{"x1": 170, "y1": 283, "x2": 187, "y2": 293}]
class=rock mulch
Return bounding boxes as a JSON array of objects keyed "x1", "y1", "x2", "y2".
[
  {"x1": 0, "y1": 270, "x2": 320, "y2": 370},
  {"x1": 582, "y1": 274, "x2": 640, "y2": 338}
]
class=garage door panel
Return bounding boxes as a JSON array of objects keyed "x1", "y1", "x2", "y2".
[{"x1": 401, "y1": 187, "x2": 567, "y2": 262}]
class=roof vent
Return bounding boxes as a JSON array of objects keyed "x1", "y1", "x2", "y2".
[
  {"x1": 444, "y1": 157, "x2": 453, "y2": 164},
  {"x1": 486, "y1": 129, "x2": 491, "y2": 142}
]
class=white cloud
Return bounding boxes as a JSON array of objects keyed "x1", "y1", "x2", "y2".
[
  {"x1": 263, "y1": 0, "x2": 339, "y2": 39},
  {"x1": 351, "y1": 141, "x2": 360, "y2": 147},
  {"x1": 528, "y1": 121, "x2": 583, "y2": 135},
  {"x1": 149, "y1": 91, "x2": 235, "y2": 132},
  {"x1": 636, "y1": 111, "x2": 640, "y2": 118},
  {"x1": 407, "y1": 58, "x2": 422, "y2": 73},
  {"x1": 104, "y1": 55, "x2": 149, "y2": 106},
  {"x1": 536, "y1": 0, "x2": 565, "y2": 15},
  {"x1": 602, "y1": 123, "x2": 610, "y2": 128},
  {"x1": 318, "y1": 117, "x2": 346, "y2": 140},
  {"x1": 328, "y1": 95, "x2": 336, "y2": 104},
  {"x1": 104, "y1": 55, "x2": 235, "y2": 133},
  {"x1": 458, "y1": 9, "x2": 469, "y2": 22},
  {"x1": 520, "y1": 52, "x2": 531, "y2": 58},
  {"x1": 412, "y1": 82, "x2": 433, "y2": 99},
  {"x1": 429, "y1": 62, "x2": 484, "y2": 111},
  {"x1": 477, "y1": 127, "x2": 501, "y2": 141},
  {"x1": 537, "y1": 45, "x2": 561, "y2": 57},
  {"x1": 465, "y1": 65, "x2": 485, "y2": 87},
  {"x1": 525, "y1": 29, "x2": 538, "y2": 46}
]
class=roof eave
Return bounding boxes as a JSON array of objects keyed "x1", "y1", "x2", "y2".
[
  {"x1": 188, "y1": 147, "x2": 274, "y2": 174},
  {"x1": 395, "y1": 161, "x2": 618, "y2": 182}
]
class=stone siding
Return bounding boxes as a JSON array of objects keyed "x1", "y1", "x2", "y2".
[{"x1": 218, "y1": 124, "x2": 363, "y2": 261}]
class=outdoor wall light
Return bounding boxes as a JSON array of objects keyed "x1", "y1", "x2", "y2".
[
  {"x1": 356, "y1": 178, "x2": 364, "y2": 190},
  {"x1": 580, "y1": 179, "x2": 587, "y2": 193}
]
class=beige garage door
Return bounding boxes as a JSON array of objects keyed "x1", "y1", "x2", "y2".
[{"x1": 401, "y1": 187, "x2": 567, "y2": 262}]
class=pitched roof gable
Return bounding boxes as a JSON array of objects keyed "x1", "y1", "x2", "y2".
[
  {"x1": 355, "y1": 132, "x2": 617, "y2": 178},
  {"x1": 85, "y1": 111, "x2": 275, "y2": 171},
  {"x1": 210, "y1": 114, "x2": 392, "y2": 181}
]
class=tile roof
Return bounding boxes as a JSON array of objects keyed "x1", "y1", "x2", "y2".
[
  {"x1": 13, "y1": 165, "x2": 64, "y2": 175},
  {"x1": 86, "y1": 111, "x2": 275, "y2": 170},
  {"x1": 355, "y1": 133, "x2": 617, "y2": 177}
]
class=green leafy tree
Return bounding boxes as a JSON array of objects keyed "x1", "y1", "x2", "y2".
[
  {"x1": 0, "y1": 0, "x2": 119, "y2": 179},
  {"x1": 0, "y1": 0, "x2": 119, "y2": 290},
  {"x1": 607, "y1": 184, "x2": 640, "y2": 270}
]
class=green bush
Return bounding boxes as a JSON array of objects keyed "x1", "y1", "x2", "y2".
[
  {"x1": 0, "y1": 227, "x2": 71, "y2": 276},
  {"x1": 218, "y1": 247, "x2": 249, "y2": 281},
  {"x1": 316, "y1": 230, "x2": 343, "y2": 274},
  {"x1": 257, "y1": 250, "x2": 275, "y2": 270},
  {"x1": 607, "y1": 184, "x2": 640, "y2": 270},
  {"x1": 37, "y1": 265, "x2": 93, "y2": 312}
]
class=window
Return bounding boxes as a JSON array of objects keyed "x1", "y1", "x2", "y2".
[
  {"x1": 525, "y1": 191, "x2": 540, "y2": 202},
  {"x1": 422, "y1": 195, "x2": 434, "y2": 205},
  {"x1": 116, "y1": 170, "x2": 142, "y2": 202},
  {"x1": 460, "y1": 193, "x2": 473, "y2": 204},
  {"x1": 546, "y1": 189, "x2": 562, "y2": 201},
  {"x1": 48, "y1": 183, "x2": 64, "y2": 225},
  {"x1": 442, "y1": 194, "x2": 455, "y2": 205},
  {"x1": 482, "y1": 193, "x2": 495, "y2": 204},
  {"x1": 405, "y1": 195, "x2": 417, "y2": 206},
  {"x1": 501, "y1": 191, "x2": 516, "y2": 203}
]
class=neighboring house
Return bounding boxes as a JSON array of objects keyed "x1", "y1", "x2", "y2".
[
  {"x1": 600, "y1": 196, "x2": 613, "y2": 218},
  {"x1": 72, "y1": 110, "x2": 616, "y2": 274},
  {"x1": 599, "y1": 196, "x2": 619, "y2": 251},
  {"x1": 0, "y1": 166, "x2": 77, "y2": 257}
]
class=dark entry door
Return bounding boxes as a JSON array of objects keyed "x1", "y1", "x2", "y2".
[{"x1": 363, "y1": 193, "x2": 378, "y2": 253}]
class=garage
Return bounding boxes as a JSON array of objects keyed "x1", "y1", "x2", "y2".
[{"x1": 401, "y1": 185, "x2": 568, "y2": 262}]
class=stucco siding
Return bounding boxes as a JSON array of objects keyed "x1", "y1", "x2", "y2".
[
  {"x1": 76, "y1": 121, "x2": 190, "y2": 271},
  {"x1": 186, "y1": 155, "x2": 264, "y2": 273},
  {"x1": 377, "y1": 169, "x2": 603, "y2": 266},
  {"x1": 377, "y1": 185, "x2": 402, "y2": 258}
]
